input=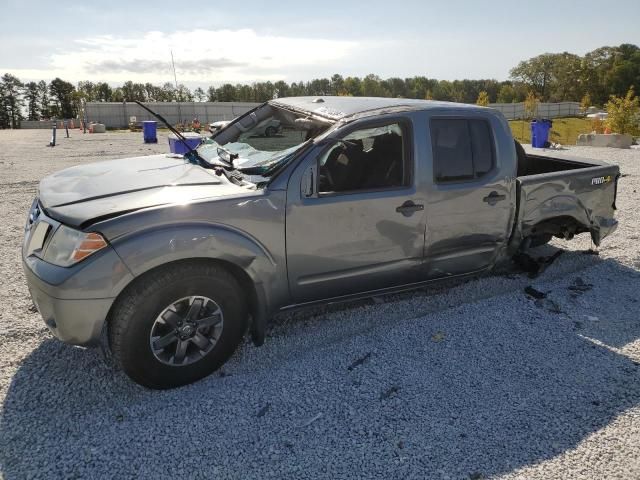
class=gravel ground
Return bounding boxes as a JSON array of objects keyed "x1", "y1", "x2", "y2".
[{"x1": 1, "y1": 130, "x2": 640, "y2": 479}]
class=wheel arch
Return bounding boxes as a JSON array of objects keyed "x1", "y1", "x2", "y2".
[
  {"x1": 105, "y1": 257, "x2": 268, "y2": 347},
  {"x1": 106, "y1": 223, "x2": 283, "y2": 346}
]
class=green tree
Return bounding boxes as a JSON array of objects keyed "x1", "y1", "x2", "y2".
[
  {"x1": 1, "y1": 73, "x2": 24, "y2": 127},
  {"x1": 49, "y1": 78, "x2": 76, "y2": 118},
  {"x1": 193, "y1": 87, "x2": 205, "y2": 102},
  {"x1": 342, "y1": 77, "x2": 362, "y2": 96},
  {"x1": 476, "y1": 90, "x2": 490, "y2": 106},
  {"x1": 524, "y1": 91, "x2": 539, "y2": 119},
  {"x1": 94, "y1": 82, "x2": 113, "y2": 102},
  {"x1": 510, "y1": 53, "x2": 554, "y2": 100},
  {"x1": 77, "y1": 81, "x2": 96, "y2": 102},
  {"x1": 497, "y1": 84, "x2": 516, "y2": 103},
  {"x1": 361, "y1": 74, "x2": 388, "y2": 96},
  {"x1": 605, "y1": 87, "x2": 640, "y2": 135},
  {"x1": 273, "y1": 80, "x2": 289, "y2": 98},
  {"x1": 23, "y1": 81, "x2": 40, "y2": 120},
  {"x1": 175, "y1": 84, "x2": 193, "y2": 102},
  {"x1": 206, "y1": 86, "x2": 217, "y2": 102},
  {"x1": 580, "y1": 93, "x2": 592, "y2": 113},
  {"x1": 37, "y1": 80, "x2": 50, "y2": 118},
  {"x1": 216, "y1": 84, "x2": 237, "y2": 102},
  {"x1": 330, "y1": 74, "x2": 344, "y2": 95}
]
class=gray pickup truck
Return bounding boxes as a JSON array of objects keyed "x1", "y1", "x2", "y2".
[{"x1": 22, "y1": 97, "x2": 619, "y2": 388}]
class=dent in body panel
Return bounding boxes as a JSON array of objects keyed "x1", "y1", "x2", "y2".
[
  {"x1": 517, "y1": 165, "x2": 619, "y2": 245},
  {"x1": 421, "y1": 109, "x2": 517, "y2": 276}
]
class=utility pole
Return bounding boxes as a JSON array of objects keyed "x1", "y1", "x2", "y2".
[{"x1": 171, "y1": 49, "x2": 183, "y2": 127}]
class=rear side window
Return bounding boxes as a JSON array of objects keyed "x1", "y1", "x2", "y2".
[{"x1": 431, "y1": 119, "x2": 495, "y2": 182}]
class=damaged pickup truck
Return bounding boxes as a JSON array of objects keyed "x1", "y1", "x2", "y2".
[{"x1": 22, "y1": 97, "x2": 619, "y2": 388}]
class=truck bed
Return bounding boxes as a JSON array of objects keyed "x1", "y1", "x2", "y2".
[
  {"x1": 513, "y1": 150, "x2": 619, "y2": 248},
  {"x1": 517, "y1": 152, "x2": 594, "y2": 176}
]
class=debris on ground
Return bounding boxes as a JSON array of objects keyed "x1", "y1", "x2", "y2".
[
  {"x1": 525, "y1": 286, "x2": 547, "y2": 299},
  {"x1": 514, "y1": 250, "x2": 564, "y2": 278},
  {"x1": 569, "y1": 277, "x2": 594, "y2": 292},
  {"x1": 431, "y1": 331, "x2": 446, "y2": 342},
  {"x1": 347, "y1": 352, "x2": 372, "y2": 371},
  {"x1": 380, "y1": 385, "x2": 400, "y2": 400},
  {"x1": 256, "y1": 403, "x2": 271, "y2": 418},
  {"x1": 301, "y1": 413, "x2": 323, "y2": 428}
]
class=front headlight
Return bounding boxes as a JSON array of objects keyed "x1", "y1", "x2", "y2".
[{"x1": 43, "y1": 225, "x2": 108, "y2": 267}]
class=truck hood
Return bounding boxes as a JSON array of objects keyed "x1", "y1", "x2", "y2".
[{"x1": 39, "y1": 154, "x2": 248, "y2": 228}]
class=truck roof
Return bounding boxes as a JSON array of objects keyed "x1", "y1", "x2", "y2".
[{"x1": 270, "y1": 96, "x2": 488, "y2": 121}]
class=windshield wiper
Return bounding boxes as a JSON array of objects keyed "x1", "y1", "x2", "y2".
[{"x1": 131, "y1": 100, "x2": 245, "y2": 185}]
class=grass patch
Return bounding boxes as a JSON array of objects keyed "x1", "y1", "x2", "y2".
[{"x1": 509, "y1": 117, "x2": 593, "y2": 145}]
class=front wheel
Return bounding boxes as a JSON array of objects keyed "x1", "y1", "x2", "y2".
[{"x1": 109, "y1": 262, "x2": 248, "y2": 389}]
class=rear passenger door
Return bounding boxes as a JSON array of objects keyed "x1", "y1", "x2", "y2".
[{"x1": 423, "y1": 116, "x2": 515, "y2": 277}]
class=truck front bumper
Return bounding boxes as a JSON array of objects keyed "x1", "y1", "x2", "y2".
[{"x1": 24, "y1": 265, "x2": 114, "y2": 346}]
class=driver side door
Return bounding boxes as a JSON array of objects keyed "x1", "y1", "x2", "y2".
[{"x1": 285, "y1": 117, "x2": 427, "y2": 304}]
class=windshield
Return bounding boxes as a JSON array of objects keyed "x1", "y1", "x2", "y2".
[{"x1": 198, "y1": 104, "x2": 331, "y2": 176}]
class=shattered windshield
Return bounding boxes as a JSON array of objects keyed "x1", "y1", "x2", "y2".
[{"x1": 198, "y1": 104, "x2": 331, "y2": 176}]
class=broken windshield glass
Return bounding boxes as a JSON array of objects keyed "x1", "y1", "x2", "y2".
[{"x1": 198, "y1": 104, "x2": 331, "y2": 176}]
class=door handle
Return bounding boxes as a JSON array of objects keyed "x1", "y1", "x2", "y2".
[
  {"x1": 483, "y1": 191, "x2": 507, "y2": 206},
  {"x1": 396, "y1": 200, "x2": 424, "y2": 217}
]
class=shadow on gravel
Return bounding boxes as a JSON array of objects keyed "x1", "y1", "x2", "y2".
[{"x1": 1, "y1": 255, "x2": 640, "y2": 479}]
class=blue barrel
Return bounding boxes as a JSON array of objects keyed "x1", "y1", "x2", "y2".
[
  {"x1": 143, "y1": 121, "x2": 157, "y2": 143},
  {"x1": 530, "y1": 119, "x2": 552, "y2": 148},
  {"x1": 168, "y1": 135, "x2": 202, "y2": 154}
]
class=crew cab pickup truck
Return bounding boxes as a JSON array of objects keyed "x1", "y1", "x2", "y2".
[{"x1": 22, "y1": 97, "x2": 619, "y2": 388}]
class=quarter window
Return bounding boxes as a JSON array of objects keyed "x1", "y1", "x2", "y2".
[{"x1": 431, "y1": 119, "x2": 495, "y2": 182}]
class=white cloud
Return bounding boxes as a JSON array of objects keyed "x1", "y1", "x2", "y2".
[{"x1": 3, "y1": 29, "x2": 359, "y2": 84}]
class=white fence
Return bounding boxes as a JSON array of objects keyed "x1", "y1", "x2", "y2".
[
  {"x1": 84, "y1": 102, "x2": 261, "y2": 128},
  {"x1": 490, "y1": 102, "x2": 581, "y2": 120}
]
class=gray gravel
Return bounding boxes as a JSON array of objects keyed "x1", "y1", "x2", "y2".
[{"x1": 1, "y1": 130, "x2": 640, "y2": 479}]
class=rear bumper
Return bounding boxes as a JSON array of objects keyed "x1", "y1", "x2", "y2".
[{"x1": 592, "y1": 216, "x2": 618, "y2": 245}]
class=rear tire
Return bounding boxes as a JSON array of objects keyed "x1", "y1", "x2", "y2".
[{"x1": 109, "y1": 261, "x2": 247, "y2": 389}]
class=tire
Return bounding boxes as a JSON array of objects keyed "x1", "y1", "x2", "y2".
[
  {"x1": 265, "y1": 126, "x2": 277, "y2": 137},
  {"x1": 109, "y1": 261, "x2": 248, "y2": 389}
]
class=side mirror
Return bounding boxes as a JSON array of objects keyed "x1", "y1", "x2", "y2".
[{"x1": 301, "y1": 164, "x2": 316, "y2": 198}]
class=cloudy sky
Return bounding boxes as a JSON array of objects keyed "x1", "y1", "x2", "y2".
[{"x1": 1, "y1": 0, "x2": 638, "y2": 87}]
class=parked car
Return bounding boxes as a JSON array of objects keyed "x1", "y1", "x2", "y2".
[
  {"x1": 209, "y1": 118, "x2": 281, "y2": 137},
  {"x1": 22, "y1": 97, "x2": 619, "y2": 388}
]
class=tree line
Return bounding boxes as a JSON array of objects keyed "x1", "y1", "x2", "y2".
[{"x1": 1, "y1": 43, "x2": 638, "y2": 128}]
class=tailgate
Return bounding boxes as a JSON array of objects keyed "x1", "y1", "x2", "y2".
[{"x1": 514, "y1": 160, "x2": 619, "y2": 246}]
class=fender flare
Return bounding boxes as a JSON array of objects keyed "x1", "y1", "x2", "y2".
[{"x1": 109, "y1": 222, "x2": 281, "y2": 345}]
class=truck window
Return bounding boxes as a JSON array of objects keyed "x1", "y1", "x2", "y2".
[
  {"x1": 431, "y1": 119, "x2": 495, "y2": 182},
  {"x1": 318, "y1": 122, "x2": 408, "y2": 194}
]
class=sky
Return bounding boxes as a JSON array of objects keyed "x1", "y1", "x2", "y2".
[{"x1": 1, "y1": 0, "x2": 638, "y2": 88}]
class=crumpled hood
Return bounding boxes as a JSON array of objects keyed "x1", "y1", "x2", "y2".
[{"x1": 39, "y1": 154, "x2": 247, "y2": 228}]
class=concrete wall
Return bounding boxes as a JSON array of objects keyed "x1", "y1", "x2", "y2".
[
  {"x1": 84, "y1": 102, "x2": 260, "y2": 129},
  {"x1": 20, "y1": 100, "x2": 583, "y2": 129},
  {"x1": 489, "y1": 102, "x2": 581, "y2": 120},
  {"x1": 20, "y1": 120, "x2": 59, "y2": 129}
]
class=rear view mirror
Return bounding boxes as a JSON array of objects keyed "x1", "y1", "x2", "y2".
[{"x1": 301, "y1": 165, "x2": 316, "y2": 198}]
